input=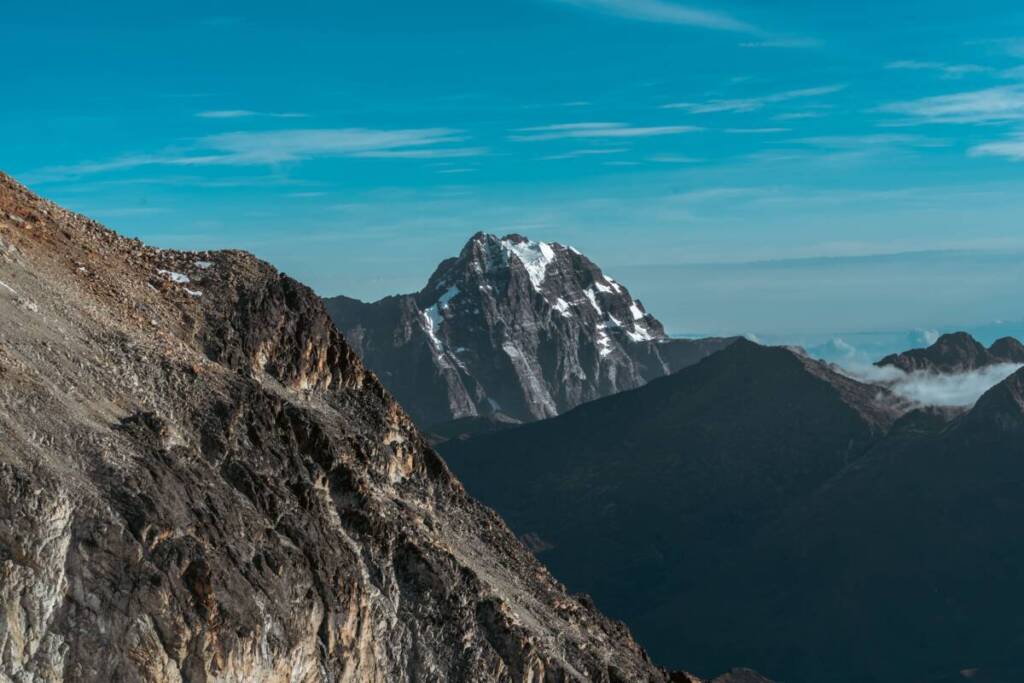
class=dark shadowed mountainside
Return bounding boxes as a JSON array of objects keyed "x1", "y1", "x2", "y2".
[
  {"x1": 441, "y1": 338, "x2": 1024, "y2": 682},
  {"x1": 440, "y1": 340, "x2": 902, "y2": 680}
]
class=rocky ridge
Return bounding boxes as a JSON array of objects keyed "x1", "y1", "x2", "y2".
[{"x1": 0, "y1": 173, "x2": 706, "y2": 682}]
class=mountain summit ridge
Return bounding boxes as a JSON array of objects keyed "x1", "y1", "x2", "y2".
[{"x1": 326, "y1": 231, "x2": 734, "y2": 426}]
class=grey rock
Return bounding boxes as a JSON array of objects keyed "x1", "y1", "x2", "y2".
[{"x1": 325, "y1": 232, "x2": 734, "y2": 427}]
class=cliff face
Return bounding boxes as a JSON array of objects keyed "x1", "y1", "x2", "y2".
[
  {"x1": 0, "y1": 173, "x2": 671, "y2": 682},
  {"x1": 325, "y1": 232, "x2": 733, "y2": 427}
]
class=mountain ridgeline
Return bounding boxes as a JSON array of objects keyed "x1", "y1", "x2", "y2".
[
  {"x1": 877, "y1": 331, "x2": 1024, "y2": 373},
  {"x1": 324, "y1": 232, "x2": 734, "y2": 428},
  {"x1": 440, "y1": 333, "x2": 1024, "y2": 683},
  {"x1": 0, "y1": 173, "x2": 772, "y2": 682}
]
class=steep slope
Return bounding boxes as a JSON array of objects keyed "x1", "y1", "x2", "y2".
[
  {"x1": 440, "y1": 340, "x2": 901, "y2": 679},
  {"x1": 0, "y1": 173, "x2": 679, "y2": 682},
  {"x1": 324, "y1": 232, "x2": 734, "y2": 426},
  {"x1": 877, "y1": 331, "x2": 1024, "y2": 372},
  {"x1": 713, "y1": 367, "x2": 1024, "y2": 683}
]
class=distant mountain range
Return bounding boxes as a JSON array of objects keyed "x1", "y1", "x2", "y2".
[
  {"x1": 324, "y1": 232, "x2": 733, "y2": 428},
  {"x1": 877, "y1": 331, "x2": 1024, "y2": 372},
  {"x1": 440, "y1": 332, "x2": 1024, "y2": 683}
]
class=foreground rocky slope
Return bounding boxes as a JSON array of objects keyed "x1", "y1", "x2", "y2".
[
  {"x1": 325, "y1": 233, "x2": 733, "y2": 427},
  {"x1": 441, "y1": 340, "x2": 1024, "y2": 682},
  {"x1": 0, "y1": 173, "x2": 696, "y2": 682}
]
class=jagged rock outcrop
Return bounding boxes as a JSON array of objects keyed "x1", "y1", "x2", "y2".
[
  {"x1": 0, "y1": 173, "x2": 699, "y2": 682},
  {"x1": 877, "y1": 331, "x2": 1024, "y2": 373},
  {"x1": 325, "y1": 232, "x2": 733, "y2": 427}
]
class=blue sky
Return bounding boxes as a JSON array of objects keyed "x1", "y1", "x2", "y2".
[{"x1": 5, "y1": 0, "x2": 1024, "y2": 343}]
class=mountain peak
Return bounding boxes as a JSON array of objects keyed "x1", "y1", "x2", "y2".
[
  {"x1": 326, "y1": 232, "x2": 733, "y2": 425},
  {"x1": 877, "y1": 331, "x2": 992, "y2": 373},
  {"x1": 989, "y1": 336, "x2": 1024, "y2": 363}
]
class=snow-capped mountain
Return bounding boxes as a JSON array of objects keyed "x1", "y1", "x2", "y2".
[{"x1": 325, "y1": 232, "x2": 733, "y2": 426}]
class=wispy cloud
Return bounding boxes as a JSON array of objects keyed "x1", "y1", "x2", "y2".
[
  {"x1": 551, "y1": 0, "x2": 757, "y2": 33},
  {"x1": 739, "y1": 37, "x2": 822, "y2": 49},
  {"x1": 968, "y1": 37, "x2": 1024, "y2": 59},
  {"x1": 26, "y1": 128, "x2": 484, "y2": 181},
  {"x1": 196, "y1": 110, "x2": 308, "y2": 119},
  {"x1": 774, "y1": 111, "x2": 828, "y2": 121},
  {"x1": 725, "y1": 127, "x2": 790, "y2": 134},
  {"x1": 886, "y1": 60, "x2": 989, "y2": 79},
  {"x1": 647, "y1": 154, "x2": 701, "y2": 163},
  {"x1": 510, "y1": 122, "x2": 701, "y2": 141},
  {"x1": 970, "y1": 134, "x2": 1024, "y2": 160},
  {"x1": 540, "y1": 148, "x2": 628, "y2": 160},
  {"x1": 663, "y1": 84, "x2": 845, "y2": 114},
  {"x1": 880, "y1": 86, "x2": 1024, "y2": 124},
  {"x1": 792, "y1": 134, "x2": 950, "y2": 149}
]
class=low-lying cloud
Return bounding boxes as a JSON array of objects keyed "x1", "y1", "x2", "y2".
[{"x1": 841, "y1": 362, "x2": 1023, "y2": 407}]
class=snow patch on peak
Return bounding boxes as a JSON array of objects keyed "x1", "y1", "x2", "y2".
[
  {"x1": 629, "y1": 302, "x2": 645, "y2": 321},
  {"x1": 421, "y1": 286, "x2": 461, "y2": 353},
  {"x1": 596, "y1": 328, "x2": 613, "y2": 357},
  {"x1": 552, "y1": 297, "x2": 573, "y2": 318},
  {"x1": 626, "y1": 324, "x2": 655, "y2": 342},
  {"x1": 438, "y1": 285, "x2": 461, "y2": 308},
  {"x1": 502, "y1": 238, "x2": 557, "y2": 290},
  {"x1": 422, "y1": 306, "x2": 445, "y2": 351}
]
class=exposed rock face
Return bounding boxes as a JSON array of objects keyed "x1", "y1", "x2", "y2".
[
  {"x1": 441, "y1": 339, "x2": 1024, "y2": 683},
  {"x1": 877, "y1": 331, "x2": 1024, "y2": 373},
  {"x1": 0, "y1": 173, "x2": 681, "y2": 682},
  {"x1": 324, "y1": 232, "x2": 733, "y2": 427}
]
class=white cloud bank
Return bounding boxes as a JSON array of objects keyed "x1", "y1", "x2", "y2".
[{"x1": 842, "y1": 362, "x2": 1023, "y2": 408}]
